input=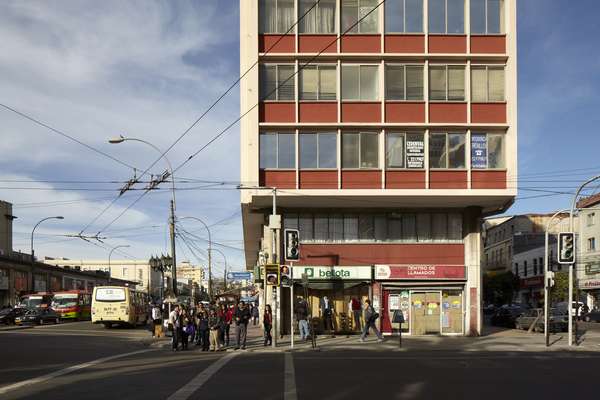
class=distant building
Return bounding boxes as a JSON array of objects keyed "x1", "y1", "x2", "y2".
[
  {"x1": 0, "y1": 200, "x2": 15, "y2": 257},
  {"x1": 176, "y1": 261, "x2": 206, "y2": 288},
  {"x1": 577, "y1": 194, "x2": 600, "y2": 309}
]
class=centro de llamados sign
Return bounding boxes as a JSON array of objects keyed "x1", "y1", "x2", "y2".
[
  {"x1": 375, "y1": 265, "x2": 466, "y2": 280},
  {"x1": 292, "y1": 266, "x2": 372, "y2": 280}
]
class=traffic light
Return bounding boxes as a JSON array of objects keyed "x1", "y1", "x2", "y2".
[
  {"x1": 265, "y1": 264, "x2": 280, "y2": 286},
  {"x1": 285, "y1": 229, "x2": 300, "y2": 261},
  {"x1": 546, "y1": 270, "x2": 555, "y2": 288},
  {"x1": 558, "y1": 232, "x2": 575, "y2": 264}
]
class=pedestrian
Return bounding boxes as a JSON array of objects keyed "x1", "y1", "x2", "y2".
[
  {"x1": 196, "y1": 310, "x2": 209, "y2": 351},
  {"x1": 223, "y1": 304, "x2": 233, "y2": 346},
  {"x1": 263, "y1": 304, "x2": 273, "y2": 346},
  {"x1": 151, "y1": 303, "x2": 162, "y2": 338},
  {"x1": 169, "y1": 305, "x2": 180, "y2": 351},
  {"x1": 360, "y1": 299, "x2": 383, "y2": 342},
  {"x1": 251, "y1": 303, "x2": 259, "y2": 326},
  {"x1": 234, "y1": 301, "x2": 251, "y2": 350},
  {"x1": 319, "y1": 295, "x2": 335, "y2": 338},
  {"x1": 208, "y1": 309, "x2": 222, "y2": 351},
  {"x1": 181, "y1": 309, "x2": 190, "y2": 350},
  {"x1": 351, "y1": 297, "x2": 362, "y2": 332},
  {"x1": 218, "y1": 304, "x2": 226, "y2": 344},
  {"x1": 296, "y1": 297, "x2": 309, "y2": 341}
]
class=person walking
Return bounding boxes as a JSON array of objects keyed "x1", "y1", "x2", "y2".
[
  {"x1": 360, "y1": 299, "x2": 383, "y2": 342},
  {"x1": 296, "y1": 297, "x2": 309, "y2": 341},
  {"x1": 151, "y1": 304, "x2": 162, "y2": 338},
  {"x1": 169, "y1": 305, "x2": 180, "y2": 351},
  {"x1": 218, "y1": 304, "x2": 226, "y2": 344},
  {"x1": 319, "y1": 295, "x2": 335, "y2": 338},
  {"x1": 197, "y1": 310, "x2": 210, "y2": 351},
  {"x1": 234, "y1": 301, "x2": 251, "y2": 350},
  {"x1": 351, "y1": 297, "x2": 362, "y2": 332},
  {"x1": 263, "y1": 304, "x2": 273, "y2": 346},
  {"x1": 208, "y1": 309, "x2": 222, "y2": 352},
  {"x1": 251, "y1": 303, "x2": 259, "y2": 326}
]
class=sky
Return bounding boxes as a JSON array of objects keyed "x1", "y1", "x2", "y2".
[{"x1": 0, "y1": 0, "x2": 599, "y2": 270}]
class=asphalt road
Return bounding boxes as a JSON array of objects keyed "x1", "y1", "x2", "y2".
[{"x1": 2, "y1": 321, "x2": 600, "y2": 400}]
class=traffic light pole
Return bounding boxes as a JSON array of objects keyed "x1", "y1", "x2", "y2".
[
  {"x1": 271, "y1": 188, "x2": 278, "y2": 348},
  {"x1": 544, "y1": 209, "x2": 568, "y2": 347}
]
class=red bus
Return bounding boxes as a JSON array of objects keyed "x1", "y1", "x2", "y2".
[{"x1": 52, "y1": 290, "x2": 92, "y2": 321}]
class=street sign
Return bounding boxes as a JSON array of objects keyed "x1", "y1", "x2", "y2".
[
  {"x1": 558, "y1": 232, "x2": 575, "y2": 264},
  {"x1": 226, "y1": 271, "x2": 253, "y2": 281},
  {"x1": 284, "y1": 229, "x2": 300, "y2": 261}
]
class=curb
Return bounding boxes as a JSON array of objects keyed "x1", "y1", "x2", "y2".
[{"x1": 0, "y1": 325, "x2": 34, "y2": 332}]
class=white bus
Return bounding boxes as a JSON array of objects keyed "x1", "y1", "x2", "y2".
[{"x1": 91, "y1": 286, "x2": 148, "y2": 328}]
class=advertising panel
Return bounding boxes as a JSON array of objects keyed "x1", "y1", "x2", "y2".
[{"x1": 375, "y1": 265, "x2": 466, "y2": 280}]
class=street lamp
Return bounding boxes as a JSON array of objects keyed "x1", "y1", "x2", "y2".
[
  {"x1": 210, "y1": 247, "x2": 228, "y2": 293},
  {"x1": 178, "y1": 216, "x2": 212, "y2": 299},
  {"x1": 108, "y1": 245, "x2": 130, "y2": 286},
  {"x1": 31, "y1": 216, "x2": 64, "y2": 292},
  {"x1": 109, "y1": 134, "x2": 178, "y2": 295}
]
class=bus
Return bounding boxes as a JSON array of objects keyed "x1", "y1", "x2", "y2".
[
  {"x1": 91, "y1": 286, "x2": 148, "y2": 328},
  {"x1": 18, "y1": 293, "x2": 54, "y2": 309},
  {"x1": 52, "y1": 290, "x2": 92, "y2": 321}
]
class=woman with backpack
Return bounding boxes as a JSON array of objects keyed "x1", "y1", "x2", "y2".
[{"x1": 359, "y1": 299, "x2": 384, "y2": 342}]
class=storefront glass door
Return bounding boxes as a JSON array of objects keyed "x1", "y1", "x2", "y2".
[{"x1": 410, "y1": 291, "x2": 441, "y2": 335}]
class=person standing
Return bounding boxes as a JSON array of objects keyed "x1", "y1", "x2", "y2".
[
  {"x1": 360, "y1": 299, "x2": 383, "y2": 342},
  {"x1": 319, "y1": 295, "x2": 335, "y2": 338},
  {"x1": 151, "y1": 304, "x2": 162, "y2": 338},
  {"x1": 208, "y1": 309, "x2": 222, "y2": 351},
  {"x1": 197, "y1": 310, "x2": 210, "y2": 351},
  {"x1": 251, "y1": 303, "x2": 259, "y2": 326},
  {"x1": 169, "y1": 305, "x2": 180, "y2": 351},
  {"x1": 351, "y1": 297, "x2": 362, "y2": 332},
  {"x1": 234, "y1": 301, "x2": 251, "y2": 350},
  {"x1": 263, "y1": 304, "x2": 273, "y2": 346},
  {"x1": 223, "y1": 304, "x2": 233, "y2": 346},
  {"x1": 296, "y1": 297, "x2": 309, "y2": 341},
  {"x1": 217, "y1": 304, "x2": 226, "y2": 344}
]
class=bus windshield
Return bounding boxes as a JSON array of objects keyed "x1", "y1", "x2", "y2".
[
  {"x1": 53, "y1": 295, "x2": 78, "y2": 308},
  {"x1": 95, "y1": 288, "x2": 126, "y2": 302},
  {"x1": 20, "y1": 296, "x2": 43, "y2": 308}
]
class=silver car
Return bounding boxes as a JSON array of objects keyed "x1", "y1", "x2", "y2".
[{"x1": 515, "y1": 308, "x2": 568, "y2": 333}]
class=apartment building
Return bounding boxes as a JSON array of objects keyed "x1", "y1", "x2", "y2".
[
  {"x1": 241, "y1": 0, "x2": 517, "y2": 336},
  {"x1": 577, "y1": 194, "x2": 600, "y2": 310}
]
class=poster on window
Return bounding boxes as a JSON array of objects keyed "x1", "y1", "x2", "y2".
[
  {"x1": 471, "y1": 134, "x2": 487, "y2": 169},
  {"x1": 406, "y1": 139, "x2": 424, "y2": 169}
]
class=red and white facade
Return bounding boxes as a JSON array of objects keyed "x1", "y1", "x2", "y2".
[{"x1": 241, "y1": 0, "x2": 517, "y2": 336}]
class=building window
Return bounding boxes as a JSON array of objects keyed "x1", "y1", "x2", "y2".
[
  {"x1": 533, "y1": 258, "x2": 537, "y2": 275},
  {"x1": 428, "y1": 0, "x2": 464, "y2": 34},
  {"x1": 470, "y1": 0, "x2": 504, "y2": 34},
  {"x1": 587, "y1": 213, "x2": 596, "y2": 227},
  {"x1": 523, "y1": 260, "x2": 527, "y2": 277},
  {"x1": 514, "y1": 262, "x2": 519, "y2": 276},
  {"x1": 429, "y1": 65, "x2": 465, "y2": 101},
  {"x1": 299, "y1": 132, "x2": 337, "y2": 168},
  {"x1": 342, "y1": 0, "x2": 380, "y2": 33},
  {"x1": 260, "y1": 64, "x2": 295, "y2": 101},
  {"x1": 385, "y1": 0, "x2": 423, "y2": 33},
  {"x1": 260, "y1": 0, "x2": 295, "y2": 34},
  {"x1": 342, "y1": 65, "x2": 379, "y2": 101},
  {"x1": 122, "y1": 268, "x2": 127, "y2": 277},
  {"x1": 588, "y1": 237, "x2": 596, "y2": 252},
  {"x1": 429, "y1": 132, "x2": 466, "y2": 169},
  {"x1": 300, "y1": 65, "x2": 337, "y2": 100},
  {"x1": 539, "y1": 257, "x2": 543, "y2": 273},
  {"x1": 471, "y1": 133, "x2": 505, "y2": 169},
  {"x1": 386, "y1": 65, "x2": 424, "y2": 101},
  {"x1": 260, "y1": 132, "x2": 296, "y2": 168},
  {"x1": 386, "y1": 133, "x2": 425, "y2": 169},
  {"x1": 299, "y1": 0, "x2": 336, "y2": 33},
  {"x1": 342, "y1": 132, "x2": 379, "y2": 168},
  {"x1": 471, "y1": 66, "x2": 505, "y2": 102}
]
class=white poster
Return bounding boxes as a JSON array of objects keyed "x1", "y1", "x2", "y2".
[{"x1": 406, "y1": 139, "x2": 424, "y2": 169}]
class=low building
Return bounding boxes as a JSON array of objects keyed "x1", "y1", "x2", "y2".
[
  {"x1": 577, "y1": 194, "x2": 600, "y2": 309},
  {"x1": 0, "y1": 200, "x2": 15, "y2": 257}
]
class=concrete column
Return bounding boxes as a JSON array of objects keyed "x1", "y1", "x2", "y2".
[{"x1": 464, "y1": 206, "x2": 483, "y2": 336}]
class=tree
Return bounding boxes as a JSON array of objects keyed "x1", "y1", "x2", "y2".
[
  {"x1": 483, "y1": 271, "x2": 520, "y2": 305},
  {"x1": 550, "y1": 271, "x2": 572, "y2": 304}
]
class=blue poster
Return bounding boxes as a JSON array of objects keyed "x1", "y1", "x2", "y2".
[{"x1": 471, "y1": 134, "x2": 487, "y2": 169}]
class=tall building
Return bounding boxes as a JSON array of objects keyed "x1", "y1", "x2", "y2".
[
  {"x1": 241, "y1": 0, "x2": 517, "y2": 336},
  {"x1": 0, "y1": 200, "x2": 14, "y2": 256}
]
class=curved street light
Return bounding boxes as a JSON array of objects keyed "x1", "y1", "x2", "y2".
[
  {"x1": 31, "y1": 216, "x2": 64, "y2": 291},
  {"x1": 210, "y1": 247, "x2": 228, "y2": 293},
  {"x1": 108, "y1": 245, "x2": 131, "y2": 269}
]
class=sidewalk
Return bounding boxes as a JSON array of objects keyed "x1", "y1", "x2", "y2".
[{"x1": 0, "y1": 325, "x2": 33, "y2": 332}]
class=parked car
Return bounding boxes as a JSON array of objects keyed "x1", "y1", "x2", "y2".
[
  {"x1": 515, "y1": 308, "x2": 568, "y2": 333},
  {"x1": 490, "y1": 305, "x2": 526, "y2": 328},
  {"x1": 483, "y1": 304, "x2": 497, "y2": 315},
  {"x1": 0, "y1": 308, "x2": 27, "y2": 325},
  {"x1": 14, "y1": 308, "x2": 60, "y2": 325},
  {"x1": 582, "y1": 309, "x2": 600, "y2": 323}
]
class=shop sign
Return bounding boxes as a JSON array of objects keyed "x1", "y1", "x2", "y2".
[
  {"x1": 471, "y1": 134, "x2": 487, "y2": 169},
  {"x1": 0, "y1": 269, "x2": 8, "y2": 290},
  {"x1": 520, "y1": 276, "x2": 544, "y2": 288},
  {"x1": 375, "y1": 265, "x2": 465, "y2": 280},
  {"x1": 579, "y1": 279, "x2": 600, "y2": 290},
  {"x1": 292, "y1": 266, "x2": 372, "y2": 281}
]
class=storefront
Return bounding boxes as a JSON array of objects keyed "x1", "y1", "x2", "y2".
[
  {"x1": 518, "y1": 276, "x2": 544, "y2": 307},
  {"x1": 291, "y1": 266, "x2": 372, "y2": 333},
  {"x1": 376, "y1": 265, "x2": 467, "y2": 336},
  {"x1": 579, "y1": 278, "x2": 600, "y2": 310}
]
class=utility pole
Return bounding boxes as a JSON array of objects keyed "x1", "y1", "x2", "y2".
[
  {"x1": 170, "y1": 199, "x2": 178, "y2": 296},
  {"x1": 271, "y1": 188, "x2": 279, "y2": 348},
  {"x1": 544, "y1": 210, "x2": 568, "y2": 347}
]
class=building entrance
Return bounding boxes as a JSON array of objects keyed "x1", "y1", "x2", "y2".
[{"x1": 411, "y1": 291, "x2": 441, "y2": 335}]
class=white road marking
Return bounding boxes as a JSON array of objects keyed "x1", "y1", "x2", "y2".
[
  {"x1": 0, "y1": 348, "x2": 155, "y2": 396},
  {"x1": 167, "y1": 352, "x2": 239, "y2": 400},
  {"x1": 284, "y1": 352, "x2": 298, "y2": 400}
]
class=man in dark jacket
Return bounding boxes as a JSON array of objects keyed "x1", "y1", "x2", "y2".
[
  {"x1": 360, "y1": 299, "x2": 383, "y2": 342},
  {"x1": 234, "y1": 301, "x2": 251, "y2": 350},
  {"x1": 295, "y1": 298, "x2": 310, "y2": 340},
  {"x1": 319, "y1": 296, "x2": 335, "y2": 338}
]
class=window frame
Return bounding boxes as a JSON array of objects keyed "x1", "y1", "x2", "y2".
[
  {"x1": 299, "y1": 132, "x2": 338, "y2": 169},
  {"x1": 588, "y1": 237, "x2": 596, "y2": 252},
  {"x1": 342, "y1": 131, "x2": 380, "y2": 169},
  {"x1": 299, "y1": 64, "x2": 338, "y2": 101},
  {"x1": 470, "y1": 0, "x2": 505, "y2": 35},
  {"x1": 385, "y1": 64, "x2": 424, "y2": 101},
  {"x1": 260, "y1": 63, "x2": 296, "y2": 102},
  {"x1": 429, "y1": 132, "x2": 466, "y2": 169},
  {"x1": 342, "y1": 0, "x2": 381, "y2": 34},
  {"x1": 259, "y1": 132, "x2": 297, "y2": 169},
  {"x1": 385, "y1": 0, "x2": 424, "y2": 34},
  {"x1": 341, "y1": 64, "x2": 381, "y2": 101},
  {"x1": 260, "y1": 0, "x2": 296, "y2": 34},
  {"x1": 471, "y1": 65, "x2": 505, "y2": 103},
  {"x1": 471, "y1": 132, "x2": 505, "y2": 170},
  {"x1": 385, "y1": 132, "x2": 425, "y2": 169},
  {"x1": 428, "y1": 0, "x2": 465, "y2": 34},
  {"x1": 428, "y1": 64, "x2": 466, "y2": 102},
  {"x1": 299, "y1": 0, "x2": 338, "y2": 34}
]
